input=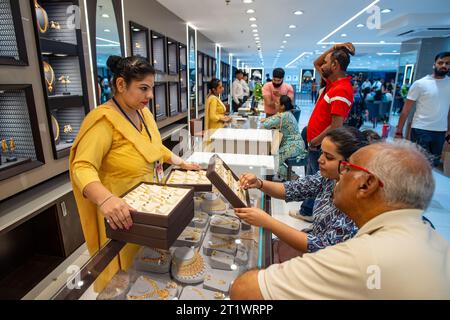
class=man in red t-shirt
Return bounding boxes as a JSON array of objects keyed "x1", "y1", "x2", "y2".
[{"x1": 296, "y1": 43, "x2": 356, "y2": 221}]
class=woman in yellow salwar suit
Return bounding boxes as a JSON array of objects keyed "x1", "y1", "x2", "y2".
[
  {"x1": 204, "y1": 79, "x2": 231, "y2": 146},
  {"x1": 69, "y1": 56, "x2": 199, "y2": 292}
]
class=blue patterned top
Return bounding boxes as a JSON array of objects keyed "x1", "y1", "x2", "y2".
[{"x1": 284, "y1": 172, "x2": 358, "y2": 253}]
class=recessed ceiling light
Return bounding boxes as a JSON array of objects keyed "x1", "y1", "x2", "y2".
[
  {"x1": 133, "y1": 28, "x2": 140, "y2": 32},
  {"x1": 379, "y1": 40, "x2": 386, "y2": 44},
  {"x1": 249, "y1": 17, "x2": 257, "y2": 21},
  {"x1": 289, "y1": 25, "x2": 296, "y2": 29},
  {"x1": 280, "y1": 45, "x2": 285, "y2": 48},
  {"x1": 285, "y1": 33, "x2": 291, "y2": 37},
  {"x1": 341, "y1": 33, "x2": 347, "y2": 37},
  {"x1": 294, "y1": 10, "x2": 304, "y2": 15},
  {"x1": 101, "y1": 13, "x2": 110, "y2": 18},
  {"x1": 252, "y1": 29, "x2": 258, "y2": 33},
  {"x1": 282, "y1": 40, "x2": 287, "y2": 44},
  {"x1": 250, "y1": 24, "x2": 257, "y2": 28},
  {"x1": 104, "y1": 29, "x2": 111, "y2": 32},
  {"x1": 246, "y1": 9, "x2": 255, "y2": 14},
  {"x1": 278, "y1": 49, "x2": 283, "y2": 52},
  {"x1": 255, "y1": 37, "x2": 260, "y2": 40},
  {"x1": 253, "y1": 33, "x2": 259, "y2": 37},
  {"x1": 393, "y1": 50, "x2": 397, "y2": 53},
  {"x1": 381, "y1": 8, "x2": 392, "y2": 13},
  {"x1": 322, "y1": 45, "x2": 326, "y2": 49},
  {"x1": 243, "y1": 0, "x2": 253, "y2": 4},
  {"x1": 152, "y1": 35, "x2": 158, "y2": 39},
  {"x1": 356, "y1": 23, "x2": 365, "y2": 28}
]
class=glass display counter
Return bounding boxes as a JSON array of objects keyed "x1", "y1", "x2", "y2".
[{"x1": 51, "y1": 176, "x2": 273, "y2": 300}]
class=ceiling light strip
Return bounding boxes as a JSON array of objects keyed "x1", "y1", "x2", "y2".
[{"x1": 285, "y1": 52, "x2": 313, "y2": 68}]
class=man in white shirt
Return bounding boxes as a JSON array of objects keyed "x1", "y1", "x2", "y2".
[
  {"x1": 232, "y1": 69, "x2": 244, "y2": 112},
  {"x1": 241, "y1": 73, "x2": 250, "y2": 103},
  {"x1": 230, "y1": 141, "x2": 450, "y2": 300},
  {"x1": 361, "y1": 79, "x2": 372, "y2": 92},
  {"x1": 395, "y1": 51, "x2": 450, "y2": 166}
]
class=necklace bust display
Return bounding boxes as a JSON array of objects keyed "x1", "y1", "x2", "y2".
[
  {"x1": 126, "y1": 275, "x2": 179, "y2": 300},
  {"x1": 171, "y1": 247, "x2": 207, "y2": 284},
  {"x1": 133, "y1": 247, "x2": 172, "y2": 274},
  {"x1": 200, "y1": 192, "x2": 227, "y2": 215},
  {"x1": 210, "y1": 214, "x2": 240, "y2": 235}
]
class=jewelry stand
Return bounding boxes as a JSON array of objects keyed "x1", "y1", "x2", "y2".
[
  {"x1": 189, "y1": 211, "x2": 209, "y2": 229},
  {"x1": 126, "y1": 275, "x2": 179, "y2": 300},
  {"x1": 203, "y1": 232, "x2": 237, "y2": 256},
  {"x1": 200, "y1": 192, "x2": 227, "y2": 215},
  {"x1": 203, "y1": 270, "x2": 236, "y2": 294},
  {"x1": 210, "y1": 250, "x2": 237, "y2": 271},
  {"x1": 235, "y1": 244, "x2": 249, "y2": 265},
  {"x1": 133, "y1": 247, "x2": 172, "y2": 274},
  {"x1": 171, "y1": 247, "x2": 207, "y2": 284},
  {"x1": 210, "y1": 214, "x2": 240, "y2": 235},
  {"x1": 96, "y1": 271, "x2": 130, "y2": 300}
]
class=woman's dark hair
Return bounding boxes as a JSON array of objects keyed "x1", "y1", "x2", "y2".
[
  {"x1": 325, "y1": 127, "x2": 380, "y2": 160},
  {"x1": 362, "y1": 129, "x2": 382, "y2": 144},
  {"x1": 208, "y1": 78, "x2": 221, "y2": 94},
  {"x1": 279, "y1": 95, "x2": 294, "y2": 112},
  {"x1": 106, "y1": 55, "x2": 155, "y2": 92}
]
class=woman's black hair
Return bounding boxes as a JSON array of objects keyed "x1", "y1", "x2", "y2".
[
  {"x1": 325, "y1": 127, "x2": 380, "y2": 160},
  {"x1": 106, "y1": 55, "x2": 155, "y2": 92},
  {"x1": 279, "y1": 95, "x2": 294, "y2": 112},
  {"x1": 208, "y1": 78, "x2": 221, "y2": 95}
]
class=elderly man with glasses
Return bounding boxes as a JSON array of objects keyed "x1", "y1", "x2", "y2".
[{"x1": 230, "y1": 141, "x2": 450, "y2": 300}]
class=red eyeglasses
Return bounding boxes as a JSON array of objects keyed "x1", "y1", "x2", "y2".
[{"x1": 338, "y1": 160, "x2": 384, "y2": 187}]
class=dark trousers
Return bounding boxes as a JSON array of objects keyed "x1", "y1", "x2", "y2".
[
  {"x1": 232, "y1": 99, "x2": 242, "y2": 113},
  {"x1": 299, "y1": 147, "x2": 321, "y2": 216},
  {"x1": 411, "y1": 128, "x2": 446, "y2": 167}
]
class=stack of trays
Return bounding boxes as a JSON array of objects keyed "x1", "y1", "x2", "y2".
[
  {"x1": 206, "y1": 154, "x2": 250, "y2": 208},
  {"x1": 165, "y1": 169, "x2": 212, "y2": 192},
  {"x1": 106, "y1": 182, "x2": 194, "y2": 249}
]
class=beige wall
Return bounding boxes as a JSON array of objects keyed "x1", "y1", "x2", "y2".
[{"x1": 0, "y1": 0, "x2": 94, "y2": 201}]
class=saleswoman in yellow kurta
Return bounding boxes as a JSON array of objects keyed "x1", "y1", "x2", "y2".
[
  {"x1": 69, "y1": 55, "x2": 200, "y2": 292},
  {"x1": 205, "y1": 79, "x2": 231, "y2": 131}
]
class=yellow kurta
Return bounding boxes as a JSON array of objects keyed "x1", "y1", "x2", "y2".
[
  {"x1": 205, "y1": 94, "x2": 226, "y2": 130},
  {"x1": 69, "y1": 104, "x2": 172, "y2": 293}
]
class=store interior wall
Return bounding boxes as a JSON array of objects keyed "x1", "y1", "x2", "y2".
[{"x1": 0, "y1": 0, "x2": 93, "y2": 201}]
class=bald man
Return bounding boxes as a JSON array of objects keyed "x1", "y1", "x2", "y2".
[{"x1": 230, "y1": 141, "x2": 450, "y2": 300}]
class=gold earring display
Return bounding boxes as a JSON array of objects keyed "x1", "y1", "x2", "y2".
[
  {"x1": 35, "y1": 0, "x2": 48, "y2": 34},
  {"x1": 43, "y1": 61, "x2": 55, "y2": 93},
  {"x1": 50, "y1": 21, "x2": 61, "y2": 30}
]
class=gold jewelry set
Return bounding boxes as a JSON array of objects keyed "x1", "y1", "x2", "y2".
[
  {"x1": 43, "y1": 61, "x2": 55, "y2": 93},
  {"x1": 205, "y1": 274, "x2": 226, "y2": 286},
  {"x1": 167, "y1": 170, "x2": 210, "y2": 185},
  {"x1": 211, "y1": 215, "x2": 239, "y2": 229},
  {"x1": 172, "y1": 251, "x2": 205, "y2": 278},
  {"x1": 123, "y1": 184, "x2": 189, "y2": 215},
  {"x1": 127, "y1": 276, "x2": 173, "y2": 300},
  {"x1": 208, "y1": 235, "x2": 237, "y2": 250},
  {"x1": 140, "y1": 248, "x2": 170, "y2": 265},
  {"x1": 1, "y1": 138, "x2": 15, "y2": 153},
  {"x1": 215, "y1": 163, "x2": 246, "y2": 202},
  {"x1": 190, "y1": 287, "x2": 225, "y2": 300},
  {"x1": 178, "y1": 228, "x2": 202, "y2": 241}
]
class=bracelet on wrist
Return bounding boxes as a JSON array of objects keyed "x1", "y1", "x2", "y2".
[
  {"x1": 257, "y1": 178, "x2": 264, "y2": 190},
  {"x1": 99, "y1": 195, "x2": 114, "y2": 208}
]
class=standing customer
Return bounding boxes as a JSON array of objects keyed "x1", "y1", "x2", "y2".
[
  {"x1": 262, "y1": 68, "x2": 294, "y2": 116},
  {"x1": 296, "y1": 42, "x2": 355, "y2": 221},
  {"x1": 395, "y1": 51, "x2": 450, "y2": 166},
  {"x1": 70, "y1": 56, "x2": 200, "y2": 292},
  {"x1": 205, "y1": 78, "x2": 231, "y2": 131}
]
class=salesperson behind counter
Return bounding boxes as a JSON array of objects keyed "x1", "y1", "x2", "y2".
[{"x1": 69, "y1": 55, "x2": 200, "y2": 292}]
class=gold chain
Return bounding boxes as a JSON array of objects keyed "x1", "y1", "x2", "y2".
[
  {"x1": 173, "y1": 251, "x2": 205, "y2": 277},
  {"x1": 127, "y1": 276, "x2": 170, "y2": 300}
]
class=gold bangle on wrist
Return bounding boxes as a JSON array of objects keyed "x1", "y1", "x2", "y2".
[{"x1": 99, "y1": 195, "x2": 114, "y2": 208}]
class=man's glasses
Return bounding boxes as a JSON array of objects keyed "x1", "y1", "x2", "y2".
[{"x1": 338, "y1": 160, "x2": 384, "y2": 187}]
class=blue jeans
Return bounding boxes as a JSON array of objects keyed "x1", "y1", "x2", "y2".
[
  {"x1": 299, "y1": 148, "x2": 321, "y2": 216},
  {"x1": 411, "y1": 128, "x2": 446, "y2": 167}
]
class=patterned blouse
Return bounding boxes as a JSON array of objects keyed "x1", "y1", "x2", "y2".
[{"x1": 284, "y1": 172, "x2": 358, "y2": 253}]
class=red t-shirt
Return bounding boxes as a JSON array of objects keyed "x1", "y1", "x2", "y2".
[{"x1": 307, "y1": 76, "x2": 354, "y2": 142}]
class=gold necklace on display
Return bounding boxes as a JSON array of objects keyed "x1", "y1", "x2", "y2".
[
  {"x1": 140, "y1": 248, "x2": 169, "y2": 265},
  {"x1": 127, "y1": 276, "x2": 170, "y2": 300},
  {"x1": 173, "y1": 251, "x2": 205, "y2": 277}
]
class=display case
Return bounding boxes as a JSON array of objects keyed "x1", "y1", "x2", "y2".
[
  {"x1": 153, "y1": 83, "x2": 167, "y2": 121},
  {"x1": 202, "y1": 55, "x2": 209, "y2": 107},
  {"x1": 151, "y1": 31, "x2": 166, "y2": 74},
  {"x1": 197, "y1": 52, "x2": 204, "y2": 111},
  {"x1": 179, "y1": 44, "x2": 188, "y2": 113},
  {"x1": 0, "y1": 0, "x2": 28, "y2": 66},
  {"x1": 129, "y1": 21, "x2": 149, "y2": 60},
  {"x1": 30, "y1": 0, "x2": 90, "y2": 159},
  {"x1": 0, "y1": 84, "x2": 45, "y2": 181},
  {"x1": 168, "y1": 82, "x2": 179, "y2": 117},
  {"x1": 167, "y1": 38, "x2": 178, "y2": 76},
  {"x1": 221, "y1": 62, "x2": 230, "y2": 102},
  {"x1": 51, "y1": 176, "x2": 273, "y2": 300}
]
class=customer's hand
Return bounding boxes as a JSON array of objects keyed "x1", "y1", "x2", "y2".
[
  {"x1": 222, "y1": 116, "x2": 232, "y2": 123},
  {"x1": 180, "y1": 162, "x2": 202, "y2": 170},
  {"x1": 394, "y1": 128, "x2": 403, "y2": 139},
  {"x1": 334, "y1": 42, "x2": 355, "y2": 56},
  {"x1": 240, "y1": 173, "x2": 261, "y2": 189},
  {"x1": 100, "y1": 196, "x2": 134, "y2": 230},
  {"x1": 235, "y1": 207, "x2": 271, "y2": 228}
]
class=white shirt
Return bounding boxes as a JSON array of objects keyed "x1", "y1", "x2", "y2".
[
  {"x1": 362, "y1": 81, "x2": 372, "y2": 90},
  {"x1": 407, "y1": 75, "x2": 450, "y2": 131},
  {"x1": 372, "y1": 81, "x2": 382, "y2": 91},
  {"x1": 258, "y1": 209, "x2": 450, "y2": 300},
  {"x1": 241, "y1": 79, "x2": 250, "y2": 97},
  {"x1": 232, "y1": 79, "x2": 244, "y2": 104}
]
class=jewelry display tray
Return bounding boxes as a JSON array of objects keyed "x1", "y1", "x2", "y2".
[
  {"x1": 165, "y1": 168, "x2": 213, "y2": 192},
  {"x1": 206, "y1": 154, "x2": 250, "y2": 208}
]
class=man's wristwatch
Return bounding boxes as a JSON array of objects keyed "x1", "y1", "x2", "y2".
[{"x1": 256, "y1": 178, "x2": 263, "y2": 190}]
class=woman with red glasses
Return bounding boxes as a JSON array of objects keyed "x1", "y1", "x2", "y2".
[{"x1": 237, "y1": 127, "x2": 380, "y2": 262}]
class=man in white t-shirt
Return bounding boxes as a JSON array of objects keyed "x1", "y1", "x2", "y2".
[
  {"x1": 395, "y1": 51, "x2": 450, "y2": 166},
  {"x1": 241, "y1": 72, "x2": 250, "y2": 103},
  {"x1": 232, "y1": 69, "x2": 244, "y2": 112}
]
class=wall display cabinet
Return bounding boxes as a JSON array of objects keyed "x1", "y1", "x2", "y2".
[
  {"x1": 168, "y1": 82, "x2": 179, "y2": 117},
  {"x1": 0, "y1": 84, "x2": 45, "y2": 181},
  {"x1": 167, "y1": 38, "x2": 178, "y2": 76},
  {"x1": 179, "y1": 44, "x2": 188, "y2": 113},
  {"x1": 30, "y1": 0, "x2": 90, "y2": 159},
  {"x1": 153, "y1": 83, "x2": 167, "y2": 121},
  {"x1": 221, "y1": 62, "x2": 230, "y2": 102},
  {"x1": 151, "y1": 31, "x2": 166, "y2": 74},
  {"x1": 0, "y1": 0, "x2": 28, "y2": 65},
  {"x1": 129, "y1": 21, "x2": 149, "y2": 60}
]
